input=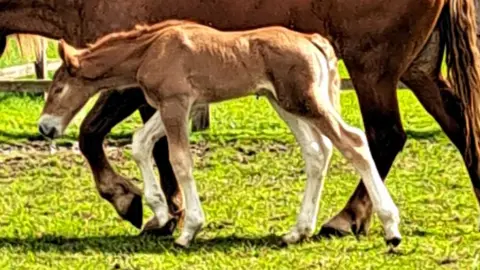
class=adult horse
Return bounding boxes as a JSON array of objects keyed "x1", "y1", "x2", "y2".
[{"x1": 2, "y1": 0, "x2": 480, "y2": 238}]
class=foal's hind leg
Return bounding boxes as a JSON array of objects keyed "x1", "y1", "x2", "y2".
[
  {"x1": 131, "y1": 111, "x2": 171, "y2": 229},
  {"x1": 307, "y1": 103, "x2": 402, "y2": 245},
  {"x1": 268, "y1": 98, "x2": 333, "y2": 244}
]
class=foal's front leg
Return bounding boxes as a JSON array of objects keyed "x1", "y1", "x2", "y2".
[
  {"x1": 132, "y1": 111, "x2": 171, "y2": 228},
  {"x1": 159, "y1": 97, "x2": 205, "y2": 247},
  {"x1": 268, "y1": 98, "x2": 333, "y2": 244}
]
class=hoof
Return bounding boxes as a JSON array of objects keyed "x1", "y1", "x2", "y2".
[
  {"x1": 140, "y1": 217, "x2": 177, "y2": 237},
  {"x1": 386, "y1": 237, "x2": 401, "y2": 247},
  {"x1": 281, "y1": 228, "x2": 311, "y2": 245},
  {"x1": 173, "y1": 226, "x2": 202, "y2": 248},
  {"x1": 317, "y1": 224, "x2": 350, "y2": 238},
  {"x1": 174, "y1": 236, "x2": 192, "y2": 248},
  {"x1": 282, "y1": 232, "x2": 301, "y2": 245},
  {"x1": 318, "y1": 210, "x2": 371, "y2": 238},
  {"x1": 118, "y1": 192, "x2": 143, "y2": 229}
]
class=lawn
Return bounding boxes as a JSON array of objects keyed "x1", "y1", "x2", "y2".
[{"x1": 0, "y1": 38, "x2": 478, "y2": 269}]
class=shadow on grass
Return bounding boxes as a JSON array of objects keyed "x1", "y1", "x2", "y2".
[
  {"x1": 0, "y1": 234, "x2": 292, "y2": 254},
  {"x1": 405, "y1": 129, "x2": 443, "y2": 140},
  {"x1": 0, "y1": 130, "x2": 46, "y2": 142},
  {"x1": 0, "y1": 129, "x2": 444, "y2": 144},
  {"x1": 0, "y1": 130, "x2": 134, "y2": 145}
]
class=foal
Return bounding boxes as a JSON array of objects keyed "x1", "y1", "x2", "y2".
[{"x1": 38, "y1": 20, "x2": 401, "y2": 247}]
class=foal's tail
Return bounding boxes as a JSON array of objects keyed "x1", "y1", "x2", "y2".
[
  {"x1": 309, "y1": 34, "x2": 341, "y2": 113},
  {"x1": 440, "y1": 0, "x2": 480, "y2": 163}
]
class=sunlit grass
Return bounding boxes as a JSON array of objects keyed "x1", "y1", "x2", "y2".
[{"x1": 0, "y1": 89, "x2": 478, "y2": 269}]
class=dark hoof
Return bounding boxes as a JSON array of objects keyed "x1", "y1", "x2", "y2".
[
  {"x1": 140, "y1": 217, "x2": 177, "y2": 237},
  {"x1": 317, "y1": 225, "x2": 351, "y2": 238},
  {"x1": 120, "y1": 193, "x2": 143, "y2": 229},
  {"x1": 386, "y1": 237, "x2": 401, "y2": 247},
  {"x1": 109, "y1": 177, "x2": 144, "y2": 229}
]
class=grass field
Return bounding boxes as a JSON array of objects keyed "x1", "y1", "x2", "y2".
[{"x1": 0, "y1": 38, "x2": 479, "y2": 269}]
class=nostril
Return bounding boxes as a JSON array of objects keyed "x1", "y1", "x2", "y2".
[
  {"x1": 39, "y1": 124, "x2": 56, "y2": 139},
  {"x1": 39, "y1": 124, "x2": 47, "y2": 136}
]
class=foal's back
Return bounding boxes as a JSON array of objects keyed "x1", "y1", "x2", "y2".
[{"x1": 137, "y1": 23, "x2": 336, "y2": 108}]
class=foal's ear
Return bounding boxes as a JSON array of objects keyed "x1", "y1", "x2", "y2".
[{"x1": 58, "y1": 39, "x2": 81, "y2": 69}]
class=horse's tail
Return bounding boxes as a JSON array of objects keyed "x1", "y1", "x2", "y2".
[
  {"x1": 440, "y1": 0, "x2": 480, "y2": 163},
  {"x1": 309, "y1": 34, "x2": 341, "y2": 114},
  {"x1": 13, "y1": 34, "x2": 43, "y2": 60}
]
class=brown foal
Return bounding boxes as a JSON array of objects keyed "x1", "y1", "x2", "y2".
[{"x1": 38, "y1": 21, "x2": 401, "y2": 247}]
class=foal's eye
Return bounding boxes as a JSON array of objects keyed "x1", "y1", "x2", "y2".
[{"x1": 53, "y1": 87, "x2": 63, "y2": 95}]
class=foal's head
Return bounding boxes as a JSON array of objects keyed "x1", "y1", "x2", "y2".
[
  {"x1": 39, "y1": 39, "x2": 137, "y2": 138},
  {"x1": 38, "y1": 41, "x2": 98, "y2": 138},
  {"x1": 38, "y1": 21, "x2": 187, "y2": 138}
]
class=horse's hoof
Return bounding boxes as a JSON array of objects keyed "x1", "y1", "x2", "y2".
[
  {"x1": 318, "y1": 211, "x2": 370, "y2": 238},
  {"x1": 119, "y1": 192, "x2": 143, "y2": 229},
  {"x1": 385, "y1": 237, "x2": 402, "y2": 247},
  {"x1": 317, "y1": 224, "x2": 350, "y2": 238},
  {"x1": 140, "y1": 217, "x2": 177, "y2": 237}
]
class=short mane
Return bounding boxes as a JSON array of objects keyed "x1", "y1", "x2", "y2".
[{"x1": 83, "y1": 19, "x2": 198, "y2": 54}]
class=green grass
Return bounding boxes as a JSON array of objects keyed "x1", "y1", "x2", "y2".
[{"x1": 0, "y1": 89, "x2": 479, "y2": 269}]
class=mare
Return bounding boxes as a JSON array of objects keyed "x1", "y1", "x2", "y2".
[
  {"x1": 37, "y1": 20, "x2": 402, "y2": 247},
  {"x1": 2, "y1": 0, "x2": 480, "y2": 237}
]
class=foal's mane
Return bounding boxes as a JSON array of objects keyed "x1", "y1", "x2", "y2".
[
  {"x1": 73, "y1": 19, "x2": 198, "y2": 78},
  {"x1": 83, "y1": 19, "x2": 197, "y2": 55}
]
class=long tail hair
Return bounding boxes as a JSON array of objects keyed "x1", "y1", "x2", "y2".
[{"x1": 440, "y1": 0, "x2": 480, "y2": 163}]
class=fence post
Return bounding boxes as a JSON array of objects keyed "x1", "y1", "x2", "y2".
[
  {"x1": 191, "y1": 105, "x2": 210, "y2": 132},
  {"x1": 34, "y1": 38, "x2": 48, "y2": 99}
]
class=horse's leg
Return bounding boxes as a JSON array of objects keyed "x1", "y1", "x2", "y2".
[
  {"x1": 0, "y1": 34, "x2": 7, "y2": 55},
  {"x1": 159, "y1": 97, "x2": 204, "y2": 248},
  {"x1": 79, "y1": 88, "x2": 146, "y2": 229},
  {"x1": 308, "y1": 101, "x2": 401, "y2": 245},
  {"x1": 319, "y1": 74, "x2": 406, "y2": 237},
  {"x1": 131, "y1": 111, "x2": 174, "y2": 232},
  {"x1": 137, "y1": 105, "x2": 183, "y2": 235},
  {"x1": 400, "y1": 28, "x2": 480, "y2": 227},
  {"x1": 267, "y1": 97, "x2": 333, "y2": 244}
]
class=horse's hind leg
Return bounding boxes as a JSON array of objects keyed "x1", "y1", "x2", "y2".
[
  {"x1": 306, "y1": 100, "x2": 401, "y2": 245},
  {"x1": 319, "y1": 73, "x2": 406, "y2": 238},
  {"x1": 401, "y1": 28, "x2": 480, "y2": 228},
  {"x1": 131, "y1": 111, "x2": 172, "y2": 230},
  {"x1": 267, "y1": 97, "x2": 333, "y2": 244},
  {"x1": 158, "y1": 96, "x2": 205, "y2": 248}
]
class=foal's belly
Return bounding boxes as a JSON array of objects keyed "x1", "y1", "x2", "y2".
[
  {"x1": 187, "y1": 64, "x2": 269, "y2": 103},
  {"x1": 192, "y1": 79, "x2": 276, "y2": 106}
]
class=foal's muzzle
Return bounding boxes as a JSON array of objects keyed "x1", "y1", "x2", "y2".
[{"x1": 38, "y1": 114, "x2": 63, "y2": 139}]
